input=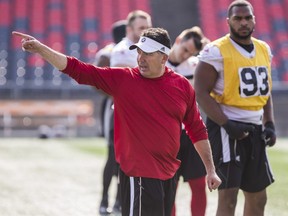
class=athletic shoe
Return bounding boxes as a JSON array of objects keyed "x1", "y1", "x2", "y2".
[
  {"x1": 112, "y1": 200, "x2": 121, "y2": 213},
  {"x1": 99, "y1": 206, "x2": 112, "y2": 215}
]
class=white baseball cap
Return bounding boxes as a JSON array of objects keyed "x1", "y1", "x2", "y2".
[{"x1": 129, "y1": 36, "x2": 170, "y2": 55}]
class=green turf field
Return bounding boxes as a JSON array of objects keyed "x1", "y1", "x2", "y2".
[
  {"x1": 64, "y1": 137, "x2": 288, "y2": 215},
  {"x1": 0, "y1": 137, "x2": 287, "y2": 215},
  {"x1": 265, "y1": 140, "x2": 288, "y2": 215}
]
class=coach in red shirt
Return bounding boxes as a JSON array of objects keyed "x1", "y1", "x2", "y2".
[{"x1": 13, "y1": 28, "x2": 221, "y2": 216}]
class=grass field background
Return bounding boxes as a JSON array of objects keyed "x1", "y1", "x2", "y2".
[
  {"x1": 0, "y1": 137, "x2": 287, "y2": 215},
  {"x1": 67, "y1": 137, "x2": 288, "y2": 215}
]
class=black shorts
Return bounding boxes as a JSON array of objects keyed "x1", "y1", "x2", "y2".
[
  {"x1": 119, "y1": 169, "x2": 177, "y2": 216},
  {"x1": 206, "y1": 118, "x2": 274, "y2": 192},
  {"x1": 176, "y1": 130, "x2": 206, "y2": 181}
]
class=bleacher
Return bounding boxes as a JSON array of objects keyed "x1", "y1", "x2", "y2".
[
  {"x1": 1, "y1": 0, "x2": 151, "y2": 89},
  {"x1": 197, "y1": 0, "x2": 219, "y2": 39},
  {"x1": 0, "y1": 0, "x2": 150, "y2": 137},
  {"x1": 1, "y1": 0, "x2": 287, "y2": 88},
  {"x1": 1, "y1": 0, "x2": 288, "y2": 136}
]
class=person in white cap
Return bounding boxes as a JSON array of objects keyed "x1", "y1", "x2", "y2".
[{"x1": 13, "y1": 27, "x2": 221, "y2": 216}]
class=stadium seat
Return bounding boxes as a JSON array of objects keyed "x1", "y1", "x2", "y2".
[
  {"x1": 30, "y1": 0, "x2": 46, "y2": 39},
  {"x1": 64, "y1": 0, "x2": 81, "y2": 66},
  {"x1": 134, "y1": 0, "x2": 151, "y2": 14},
  {"x1": 217, "y1": 0, "x2": 230, "y2": 36},
  {"x1": 0, "y1": 0, "x2": 11, "y2": 87},
  {"x1": 0, "y1": 0, "x2": 11, "y2": 51},
  {"x1": 198, "y1": 0, "x2": 219, "y2": 40},
  {"x1": 250, "y1": 0, "x2": 271, "y2": 36},
  {"x1": 267, "y1": 0, "x2": 288, "y2": 81}
]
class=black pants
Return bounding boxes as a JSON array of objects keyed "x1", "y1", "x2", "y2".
[
  {"x1": 119, "y1": 169, "x2": 177, "y2": 216},
  {"x1": 101, "y1": 129, "x2": 120, "y2": 205},
  {"x1": 206, "y1": 118, "x2": 274, "y2": 192}
]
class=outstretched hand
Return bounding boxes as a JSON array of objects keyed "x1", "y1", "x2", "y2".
[
  {"x1": 12, "y1": 31, "x2": 41, "y2": 53},
  {"x1": 12, "y1": 31, "x2": 68, "y2": 70}
]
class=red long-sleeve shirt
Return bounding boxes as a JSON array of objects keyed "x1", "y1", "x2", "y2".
[{"x1": 62, "y1": 56, "x2": 208, "y2": 180}]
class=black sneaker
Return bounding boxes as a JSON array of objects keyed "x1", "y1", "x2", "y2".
[
  {"x1": 99, "y1": 206, "x2": 112, "y2": 215},
  {"x1": 99, "y1": 199, "x2": 112, "y2": 215},
  {"x1": 112, "y1": 200, "x2": 121, "y2": 214}
]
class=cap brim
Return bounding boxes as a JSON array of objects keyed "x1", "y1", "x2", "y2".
[
  {"x1": 129, "y1": 37, "x2": 170, "y2": 55},
  {"x1": 129, "y1": 44, "x2": 157, "y2": 53},
  {"x1": 129, "y1": 44, "x2": 138, "y2": 50}
]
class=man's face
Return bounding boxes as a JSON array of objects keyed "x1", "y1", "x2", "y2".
[
  {"x1": 173, "y1": 38, "x2": 199, "y2": 63},
  {"x1": 129, "y1": 17, "x2": 152, "y2": 43},
  {"x1": 228, "y1": 5, "x2": 255, "y2": 40},
  {"x1": 137, "y1": 48, "x2": 167, "y2": 78}
]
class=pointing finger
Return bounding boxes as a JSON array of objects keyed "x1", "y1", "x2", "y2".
[{"x1": 12, "y1": 31, "x2": 31, "y2": 39}]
